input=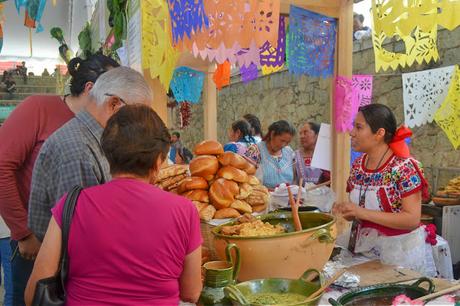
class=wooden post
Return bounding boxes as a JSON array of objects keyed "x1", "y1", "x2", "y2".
[
  {"x1": 143, "y1": 69, "x2": 169, "y2": 126},
  {"x1": 329, "y1": 0, "x2": 353, "y2": 239},
  {"x1": 203, "y1": 65, "x2": 217, "y2": 140},
  {"x1": 331, "y1": 0, "x2": 353, "y2": 203},
  {"x1": 29, "y1": 28, "x2": 33, "y2": 57}
]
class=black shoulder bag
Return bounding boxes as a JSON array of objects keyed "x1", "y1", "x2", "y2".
[{"x1": 32, "y1": 185, "x2": 83, "y2": 306}]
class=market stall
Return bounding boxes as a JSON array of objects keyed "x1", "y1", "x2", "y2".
[{"x1": 86, "y1": 0, "x2": 460, "y2": 304}]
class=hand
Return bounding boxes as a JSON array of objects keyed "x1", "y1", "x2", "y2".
[
  {"x1": 333, "y1": 202, "x2": 362, "y2": 222},
  {"x1": 18, "y1": 233, "x2": 41, "y2": 260}
]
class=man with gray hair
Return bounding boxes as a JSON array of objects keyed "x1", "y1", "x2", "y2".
[{"x1": 28, "y1": 66, "x2": 153, "y2": 242}]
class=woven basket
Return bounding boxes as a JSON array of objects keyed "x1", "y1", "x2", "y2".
[{"x1": 201, "y1": 222, "x2": 218, "y2": 261}]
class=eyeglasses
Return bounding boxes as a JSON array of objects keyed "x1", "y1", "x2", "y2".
[{"x1": 105, "y1": 93, "x2": 127, "y2": 106}]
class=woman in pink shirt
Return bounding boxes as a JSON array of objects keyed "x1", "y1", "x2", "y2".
[{"x1": 25, "y1": 105, "x2": 203, "y2": 305}]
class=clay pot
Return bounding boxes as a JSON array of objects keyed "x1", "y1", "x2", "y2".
[{"x1": 212, "y1": 212, "x2": 336, "y2": 281}]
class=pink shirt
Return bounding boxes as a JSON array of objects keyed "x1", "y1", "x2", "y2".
[{"x1": 51, "y1": 178, "x2": 202, "y2": 305}]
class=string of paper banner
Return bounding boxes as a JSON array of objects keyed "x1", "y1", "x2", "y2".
[
  {"x1": 0, "y1": 0, "x2": 58, "y2": 55},
  {"x1": 152, "y1": 0, "x2": 459, "y2": 149}
]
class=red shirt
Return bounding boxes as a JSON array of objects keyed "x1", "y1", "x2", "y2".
[
  {"x1": 0, "y1": 95, "x2": 74, "y2": 240},
  {"x1": 52, "y1": 178, "x2": 202, "y2": 305}
]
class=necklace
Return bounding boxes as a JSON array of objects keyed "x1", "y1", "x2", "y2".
[
  {"x1": 348, "y1": 146, "x2": 390, "y2": 253},
  {"x1": 358, "y1": 147, "x2": 390, "y2": 207}
]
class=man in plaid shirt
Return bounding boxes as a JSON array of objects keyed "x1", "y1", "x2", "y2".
[{"x1": 28, "y1": 67, "x2": 154, "y2": 241}]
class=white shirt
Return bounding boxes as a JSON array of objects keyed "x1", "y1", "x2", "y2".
[{"x1": 0, "y1": 216, "x2": 10, "y2": 239}]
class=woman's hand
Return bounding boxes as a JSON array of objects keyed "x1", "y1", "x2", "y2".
[{"x1": 333, "y1": 202, "x2": 362, "y2": 221}]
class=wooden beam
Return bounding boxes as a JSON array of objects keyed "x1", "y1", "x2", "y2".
[
  {"x1": 281, "y1": 3, "x2": 339, "y2": 17},
  {"x1": 332, "y1": 0, "x2": 353, "y2": 203},
  {"x1": 203, "y1": 65, "x2": 217, "y2": 140},
  {"x1": 283, "y1": 0, "x2": 340, "y2": 9},
  {"x1": 143, "y1": 69, "x2": 169, "y2": 126}
]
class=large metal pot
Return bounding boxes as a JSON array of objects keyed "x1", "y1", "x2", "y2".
[
  {"x1": 224, "y1": 269, "x2": 324, "y2": 306},
  {"x1": 328, "y1": 277, "x2": 435, "y2": 306},
  {"x1": 212, "y1": 212, "x2": 336, "y2": 281}
]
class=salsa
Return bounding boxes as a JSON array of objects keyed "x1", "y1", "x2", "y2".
[{"x1": 246, "y1": 292, "x2": 308, "y2": 305}]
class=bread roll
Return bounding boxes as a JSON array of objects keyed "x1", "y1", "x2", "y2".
[
  {"x1": 192, "y1": 201, "x2": 208, "y2": 212},
  {"x1": 189, "y1": 155, "x2": 219, "y2": 180},
  {"x1": 252, "y1": 184, "x2": 269, "y2": 194},
  {"x1": 247, "y1": 194, "x2": 268, "y2": 206},
  {"x1": 252, "y1": 204, "x2": 267, "y2": 213},
  {"x1": 159, "y1": 174, "x2": 187, "y2": 189},
  {"x1": 200, "y1": 205, "x2": 216, "y2": 221},
  {"x1": 230, "y1": 200, "x2": 253, "y2": 214},
  {"x1": 156, "y1": 165, "x2": 188, "y2": 181},
  {"x1": 217, "y1": 166, "x2": 249, "y2": 183},
  {"x1": 182, "y1": 190, "x2": 209, "y2": 203},
  {"x1": 169, "y1": 188, "x2": 179, "y2": 194},
  {"x1": 243, "y1": 163, "x2": 257, "y2": 175},
  {"x1": 214, "y1": 208, "x2": 241, "y2": 219},
  {"x1": 209, "y1": 178, "x2": 239, "y2": 209},
  {"x1": 178, "y1": 177, "x2": 209, "y2": 194},
  {"x1": 235, "y1": 183, "x2": 253, "y2": 200},
  {"x1": 248, "y1": 175, "x2": 261, "y2": 186},
  {"x1": 166, "y1": 177, "x2": 187, "y2": 191},
  {"x1": 218, "y1": 152, "x2": 250, "y2": 170},
  {"x1": 194, "y1": 140, "x2": 224, "y2": 156}
]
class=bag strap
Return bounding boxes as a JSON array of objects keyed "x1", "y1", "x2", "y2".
[{"x1": 59, "y1": 185, "x2": 83, "y2": 295}]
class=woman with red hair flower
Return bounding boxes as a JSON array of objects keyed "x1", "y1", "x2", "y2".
[{"x1": 334, "y1": 104, "x2": 436, "y2": 276}]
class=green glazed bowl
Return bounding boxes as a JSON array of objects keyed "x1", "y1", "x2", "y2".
[
  {"x1": 224, "y1": 269, "x2": 324, "y2": 306},
  {"x1": 328, "y1": 277, "x2": 435, "y2": 306}
]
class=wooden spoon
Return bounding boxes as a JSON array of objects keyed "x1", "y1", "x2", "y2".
[
  {"x1": 306, "y1": 180, "x2": 331, "y2": 192},
  {"x1": 287, "y1": 184, "x2": 302, "y2": 231},
  {"x1": 296, "y1": 178, "x2": 303, "y2": 207},
  {"x1": 308, "y1": 269, "x2": 345, "y2": 300},
  {"x1": 414, "y1": 283, "x2": 460, "y2": 302}
]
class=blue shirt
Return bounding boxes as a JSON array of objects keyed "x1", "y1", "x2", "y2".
[{"x1": 257, "y1": 142, "x2": 294, "y2": 189}]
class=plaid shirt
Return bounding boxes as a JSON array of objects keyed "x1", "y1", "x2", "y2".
[{"x1": 28, "y1": 111, "x2": 111, "y2": 241}]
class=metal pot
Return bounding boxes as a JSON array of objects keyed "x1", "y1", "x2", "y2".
[
  {"x1": 212, "y1": 212, "x2": 336, "y2": 281},
  {"x1": 224, "y1": 269, "x2": 324, "y2": 306},
  {"x1": 328, "y1": 277, "x2": 435, "y2": 306}
]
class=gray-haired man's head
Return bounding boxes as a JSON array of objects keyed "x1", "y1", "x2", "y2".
[{"x1": 87, "y1": 66, "x2": 153, "y2": 127}]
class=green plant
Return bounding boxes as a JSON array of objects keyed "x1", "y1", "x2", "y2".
[
  {"x1": 78, "y1": 22, "x2": 93, "y2": 59},
  {"x1": 50, "y1": 27, "x2": 66, "y2": 45},
  {"x1": 107, "y1": 0, "x2": 128, "y2": 50},
  {"x1": 50, "y1": 27, "x2": 72, "y2": 63}
]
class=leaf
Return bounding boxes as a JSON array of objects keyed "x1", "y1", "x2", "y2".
[
  {"x1": 78, "y1": 22, "x2": 92, "y2": 58},
  {"x1": 50, "y1": 27, "x2": 65, "y2": 44}
]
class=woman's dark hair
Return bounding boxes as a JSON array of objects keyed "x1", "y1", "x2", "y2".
[
  {"x1": 101, "y1": 104, "x2": 171, "y2": 177},
  {"x1": 307, "y1": 122, "x2": 320, "y2": 135},
  {"x1": 264, "y1": 120, "x2": 296, "y2": 141},
  {"x1": 243, "y1": 114, "x2": 263, "y2": 137},
  {"x1": 231, "y1": 119, "x2": 254, "y2": 144},
  {"x1": 67, "y1": 54, "x2": 119, "y2": 96},
  {"x1": 172, "y1": 131, "x2": 180, "y2": 139},
  {"x1": 359, "y1": 103, "x2": 397, "y2": 144}
]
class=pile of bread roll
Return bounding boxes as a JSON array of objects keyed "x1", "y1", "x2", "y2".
[
  {"x1": 179, "y1": 140, "x2": 270, "y2": 221},
  {"x1": 155, "y1": 164, "x2": 188, "y2": 194}
]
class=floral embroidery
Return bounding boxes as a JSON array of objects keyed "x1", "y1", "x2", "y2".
[{"x1": 348, "y1": 154, "x2": 424, "y2": 212}]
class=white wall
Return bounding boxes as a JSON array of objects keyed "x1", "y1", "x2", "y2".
[{"x1": 354, "y1": 0, "x2": 372, "y2": 27}]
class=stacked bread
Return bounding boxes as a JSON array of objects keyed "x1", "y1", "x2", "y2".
[
  {"x1": 155, "y1": 164, "x2": 188, "y2": 194},
  {"x1": 180, "y1": 140, "x2": 270, "y2": 221}
]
